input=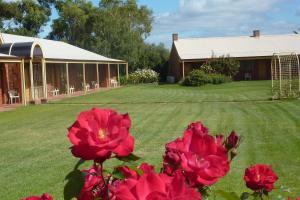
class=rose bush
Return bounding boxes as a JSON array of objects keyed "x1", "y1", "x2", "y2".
[
  {"x1": 163, "y1": 122, "x2": 230, "y2": 187},
  {"x1": 22, "y1": 107, "x2": 297, "y2": 200},
  {"x1": 68, "y1": 108, "x2": 134, "y2": 162},
  {"x1": 244, "y1": 164, "x2": 278, "y2": 192}
]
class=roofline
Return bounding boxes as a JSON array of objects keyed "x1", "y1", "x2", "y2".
[
  {"x1": 179, "y1": 55, "x2": 300, "y2": 62},
  {"x1": 175, "y1": 33, "x2": 300, "y2": 41},
  {"x1": 44, "y1": 58, "x2": 127, "y2": 64}
]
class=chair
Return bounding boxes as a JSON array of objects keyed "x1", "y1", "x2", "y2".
[
  {"x1": 244, "y1": 73, "x2": 252, "y2": 81},
  {"x1": 81, "y1": 82, "x2": 90, "y2": 91},
  {"x1": 92, "y1": 81, "x2": 99, "y2": 89},
  {"x1": 69, "y1": 86, "x2": 75, "y2": 94},
  {"x1": 8, "y1": 90, "x2": 20, "y2": 104},
  {"x1": 51, "y1": 88, "x2": 60, "y2": 96},
  {"x1": 110, "y1": 79, "x2": 118, "y2": 88},
  {"x1": 85, "y1": 83, "x2": 90, "y2": 91}
]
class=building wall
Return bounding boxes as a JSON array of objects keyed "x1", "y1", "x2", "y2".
[
  {"x1": 235, "y1": 59, "x2": 271, "y2": 80},
  {"x1": 168, "y1": 44, "x2": 182, "y2": 81},
  {"x1": 168, "y1": 45, "x2": 272, "y2": 81},
  {"x1": 0, "y1": 63, "x2": 22, "y2": 104}
]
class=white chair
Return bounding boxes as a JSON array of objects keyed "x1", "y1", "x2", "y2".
[
  {"x1": 69, "y1": 86, "x2": 75, "y2": 94},
  {"x1": 110, "y1": 79, "x2": 118, "y2": 88},
  {"x1": 8, "y1": 90, "x2": 20, "y2": 104},
  {"x1": 51, "y1": 88, "x2": 60, "y2": 96},
  {"x1": 92, "y1": 81, "x2": 99, "y2": 89},
  {"x1": 85, "y1": 83, "x2": 90, "y2": 91}
]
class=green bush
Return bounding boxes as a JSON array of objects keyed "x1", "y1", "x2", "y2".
[
  {"x1": 182, "y1": 69, "x2": 231, "y2": 87},
  {"x1": 208, "y1": 55, "x2": 240, "y2": 77}
]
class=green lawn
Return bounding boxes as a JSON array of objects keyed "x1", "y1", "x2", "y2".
[{"x1": 1, "y1": 81, "x2": 300, "y2": 199}]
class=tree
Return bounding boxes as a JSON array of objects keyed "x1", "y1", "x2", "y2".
[
  {"x1": 94, "y1": 0, "x2": 153, "y2": 70},
  {"x1": 48, "y1": 0, "x2": 98, "y2": 49},
  {"x1": 0, "y1": 0, "x2": 55, "y2": 36},
  {"x1": 49, "y1": 0, "x2": 153, "y2": 71}
]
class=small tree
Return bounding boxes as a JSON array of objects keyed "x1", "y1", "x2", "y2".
[{"x1": 208, "y1": 55, "x2": 240, "y2": 77}]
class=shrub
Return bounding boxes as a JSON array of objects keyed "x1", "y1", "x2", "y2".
[
  {"x1": 182, "y1": 69, "x2": 231, "y2": 86},
  {"x1": 209, "y1": 55, "x2": 240, "y2": 77},
  {"x1": 127, "y1": 69, "x2": 159, "y2": 84}
]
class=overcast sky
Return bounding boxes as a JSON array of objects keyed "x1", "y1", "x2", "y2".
[{"x1": 44, "y1": 0, "x2": 300, "y2": 48}]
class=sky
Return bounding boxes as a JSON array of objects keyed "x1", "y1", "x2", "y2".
[{"x1": 44, "y1": 0, "x2": 300, "y2": 48}]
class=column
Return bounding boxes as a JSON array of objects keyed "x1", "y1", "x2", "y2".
[
  {"x1": 182, "y1": 61, "x2": 185, "y2": 79},
  {"x1": 96, "y1": 63, "x2": 99, "y2": 88},
  {"x1": 107, "y1": 63, "x2": 111, "y2": 88},
  {"x1": 83, "y1": 63, "x2": 86, "y2": 92},
  {"x1": 66, "y1": 63, "x2": 70, "y2": 95},
  {"x1": 29, "y1": 59, "x2": 34, "y2": 101},
  {"x1": 20, "y1": 59, "x2": 26, "y2": 105},
  {"x1": 42, "y1": 59, "x2": 47, "y2": 99},
  {"x1": 117, "y1": 64, "x2": 120, "y2": 86}
]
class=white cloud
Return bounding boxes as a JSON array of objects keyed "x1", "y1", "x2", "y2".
[{"x1": 148, "y1": 0, "x2": 298, "y2": 48}]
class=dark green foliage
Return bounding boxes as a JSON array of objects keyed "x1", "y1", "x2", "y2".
[
  {"x1": 0, "y1": 0, "x2": 54, "y2": 36},
  {"x1": 182, "y1": 69, "x2": 231, "y2": 86},
  {"x1": 49, "y1": 0, "x2": 98, "y2": 50},
  {"x1": 208, "y1": 55, "x2": 240, "y2": 77}
]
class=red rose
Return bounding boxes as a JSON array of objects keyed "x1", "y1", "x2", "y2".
[
  {"x1": 68, "y1": 108, "x2": 134, "y2": 162},
  {"x1": 288, "y1": 197, "x2": 300, "y2": 200},
  {"x1": 163, "y1": 122, "x2": 230, "y2": 187},
  {"x1": 225, "y1": 131, "x2": 240, "y2": 150},
  {"x1": 78, "y1": 164, "x2": 105, "y2": 200},
  {"x1": 244, "y1": 164, "x2": 278, "y2": 192},
  {"x1": 109, "y1": 170, "x2": 201, "y2": 200},
  {"x1": 21, "y1": 193, "x2": 53, "y2": 200}
]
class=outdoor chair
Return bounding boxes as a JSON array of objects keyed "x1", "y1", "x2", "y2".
[
  {"x1": 51, "y1": 88, "x2": 60, "y2": 96},
  {"x1": 244, "y1": 73, "x2": 252, "y2": 80},
  {"x1": 110, "y1": 79, "x2": 118, "y2": 88},
  {"x1": 69, "y1": 86, "x2": 75, "y2": 94},
  {"x1": 81, "y1": 83, "x2": 90, "y2": 91},
  {"x1": 92, "y1": 81, "x2": 99, "y2": 89},
  {"x1": 8, "y1": 90, "x2": 20, "y2": 104}
]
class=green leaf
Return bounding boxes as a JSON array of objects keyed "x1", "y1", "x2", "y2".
[
  {"x1": 111, "y1": 169, "x2": 125, "y2": 180},
  {"x1": 116, "y1": 153, "x2": 141, "y2": 162},
  {"x1": 240, "y1": 192, "x2": 251, "y2": 200},
  {"x1": 64, "y1": 169, "x2": 85, "y2": 200}
]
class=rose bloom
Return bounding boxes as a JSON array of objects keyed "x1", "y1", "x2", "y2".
[
  {"x1": 109, "y1": 170, "x2": 201, "y2": 200},
  {"x1": 163, "y1": 122, "x2": 230, "y2": 187},
  {"x1": 78, "y1": 164, "x2": 105, "y2": 200},
  {"x1": 244, "y1": 164, "x2": 278, "y2": 192},
  {"x1": 288, "y1": 197, "x2": 300, "y2": 200},
  {"x1": 68, "y1": 108, "x2": 134, "y2": 162},
  {"x1": 21, "y1": 193, "x2": 53, "y2": 200},
  {"x1": 225, "y1": 131, "x2": 240, "y2": 150}
]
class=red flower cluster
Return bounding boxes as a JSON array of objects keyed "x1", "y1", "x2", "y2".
[
  {"x1": 244, "y1": 164, "x2": 278, "y2": 192},
  {"x1": 110, "y1": 169, "x2": 201, "y2": 200},
  {"x1": 68, "y1": 108, "x2": 134, "y2": 162},
  {"x1": 21, "y1": 193, "x2": 53, "y2": 200},
  {"x1": 288, "y1": 197, "x2": 300, "y2": 200},
  {"x1": 22, "y1": 108, "x2": 288, "y2": 200},
  {"x1": 163, "y1": 122, "x2": 231, "y2": 187},
  {"x1": 78, "y1": 164, "x2": 105, "y2": 200}
]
